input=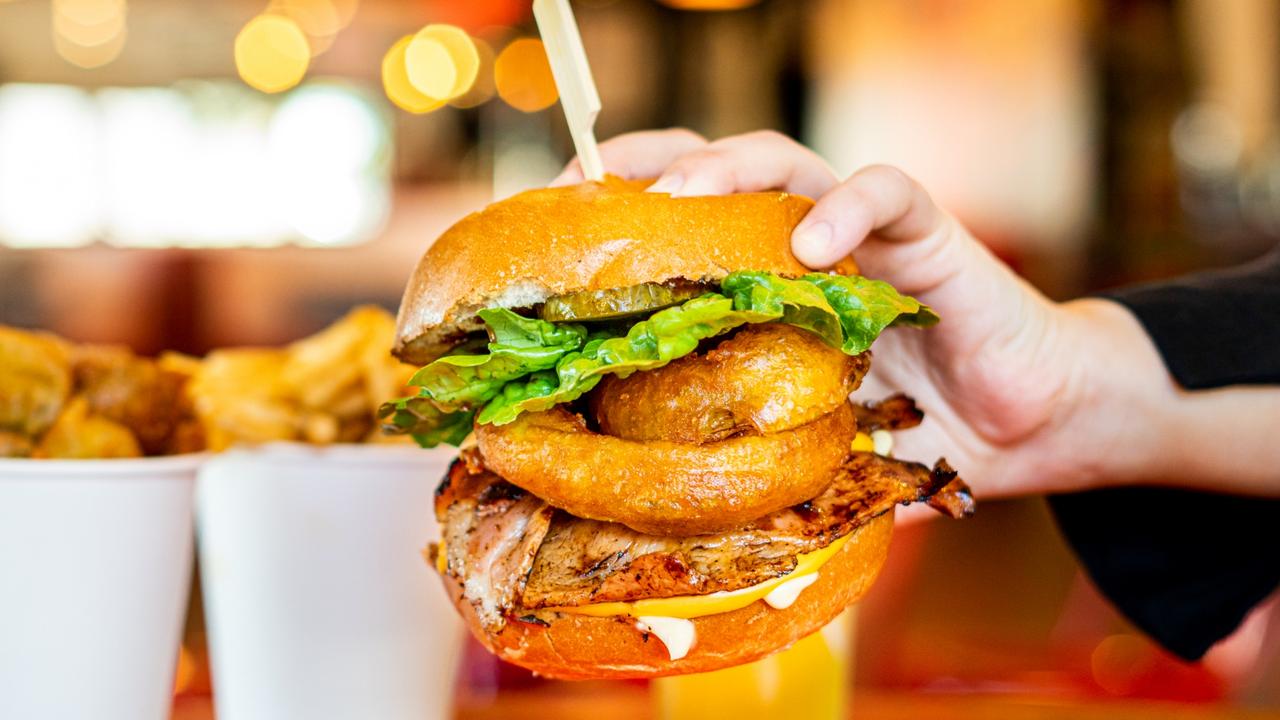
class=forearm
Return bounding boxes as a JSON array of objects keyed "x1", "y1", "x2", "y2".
[{"x1": 1062, "y1": 298, "x2": 1280, "y2": 496}]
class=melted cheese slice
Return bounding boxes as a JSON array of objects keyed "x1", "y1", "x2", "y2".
[
  {"x1": 850, "y1": 431, "x2": 875, "y2": 453},
  {"x1": 560, "y1": 533, "x2": 849, "y2": 619}
]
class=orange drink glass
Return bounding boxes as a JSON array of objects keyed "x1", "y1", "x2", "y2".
[{"x1": 653, "y1": 609, "x2": 853, "y2": 720}]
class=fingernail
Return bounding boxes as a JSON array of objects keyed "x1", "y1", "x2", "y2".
[
  {"x1": 792, "y1": 221, "x2": 833, "y2": 258},
  {"x1": 646, "y1": 173, "x2": 684, "y2": 194},
  {"x1": 669, "y1": 174, "x2": 723, "y2": 197}
]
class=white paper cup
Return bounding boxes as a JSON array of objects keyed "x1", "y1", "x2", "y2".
[
  {"x1": 0, "y1": 454, "x2": 203, "y2": 720},
  {"x1": 196, "y1": 443, "x2": 463, "y2": 720}
]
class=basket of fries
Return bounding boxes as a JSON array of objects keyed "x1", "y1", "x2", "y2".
[
  {"x1": 0, "y1": 326, "x2": 207, "y2": 720},
  {"x1": 189, "y1": 307, "x2": 463, "y2": 720}
]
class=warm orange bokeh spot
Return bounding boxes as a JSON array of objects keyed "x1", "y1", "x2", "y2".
[
  {"x1": 494, "y1": 38, "x2": 558, "y2": 113},
  {"x1": 52, "y1": 0, "x2": 128, "y2": 68}
]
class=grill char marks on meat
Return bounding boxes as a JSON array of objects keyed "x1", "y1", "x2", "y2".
[
  {"x1": 436, "y1": 456, "x2": 555, "y2": 632},
  {"x1": 435, "y1": 444, "x2": 972, "y2": 631},
  {"x1": 852, "y1": 393, "x2": 926, "y2": 432}
]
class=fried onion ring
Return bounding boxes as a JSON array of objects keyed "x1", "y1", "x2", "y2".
[
  {"x1": 591, "y1": 324, "x2": 870, "y2": 444},
  {"x1": 475, "y1": 402, "x2": 855, "y2": 536}
]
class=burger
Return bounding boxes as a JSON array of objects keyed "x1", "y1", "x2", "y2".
[{"x1": 382, "y1": 176, "x2": 973, "y2": 680}]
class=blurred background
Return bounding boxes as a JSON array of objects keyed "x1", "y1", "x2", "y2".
[{"x1": 1, "y1": 0, "x2": 1277, "y2": 715}]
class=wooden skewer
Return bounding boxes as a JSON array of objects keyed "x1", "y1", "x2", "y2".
[{"x1": 533, "y1": 0, "x2": 605, "y2": 182}]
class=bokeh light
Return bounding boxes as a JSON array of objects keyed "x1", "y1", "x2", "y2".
[
  {"x1": 303, "y1": 31, "x2": 336, "y2": 57},
  {"x1": 494, "y1": 38, "x2": 558, "y2": 113},
  {"x1": 54, "y1": 7, "x2": 125, "y2": 46},
  {"x1": 55, "y1": 24, "x2": 127, "y2": 68},
  {"x1": 330, "y1": 0, "x2": 358, "y2": 26},
  {"x1": 52, "y1": 0, "x2": 127, "y2": 69},
  {"x1": 267, "y1": 0, "x2": 357, "y2": 56},
  {"x1": 404, "y1": 39, "x2": 455, "y2": 101},
  {"x1": 235, "y1": 14, "x2": 311, "y2": 94},
  {"x1": 270, "y1": 0, "x2": 339, "y2": 38},
  {"x1": 267, "y1": 85, "x2": 390, "y2": 245},
  {"x1": 381, "y1": 36, "x2": 444, "y2": 114},
  {"x1": 405, "y1": 24, "x2": 479, "y2": 102},
  {"x1": 450, "y1": 36, "x2": 496, "y2": 109},
  {"x1": 53, "y1": 0, "x2": 124, "y2": 26}
]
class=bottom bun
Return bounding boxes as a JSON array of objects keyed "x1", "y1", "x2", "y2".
[{"x1": 440, "y1": 510, "x2": 894, "y2": 680}]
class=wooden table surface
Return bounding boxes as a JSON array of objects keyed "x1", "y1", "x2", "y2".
[{"x1": 174, "y1": 686, "x2": 1280, "y2": 720}]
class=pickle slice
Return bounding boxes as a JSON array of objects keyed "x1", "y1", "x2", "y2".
[{"x1": 539, "y1": 281, "x2": 711, "y2": 322}]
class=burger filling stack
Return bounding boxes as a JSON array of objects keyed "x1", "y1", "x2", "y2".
[{"x1": 384, "y1": 177, "x2": 973, "y2": 679}]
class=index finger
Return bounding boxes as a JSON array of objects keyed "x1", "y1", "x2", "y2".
[
  {"x1": 648, "y1": 130, "x2": 839, "y2": 199},
  {"x1": 549, "y1": 128, "x2": 708, "y2": 186}
]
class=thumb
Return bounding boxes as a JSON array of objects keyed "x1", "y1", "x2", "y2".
[{"x1": 791, "y1": 165, "x2": 945, "y2": 269}]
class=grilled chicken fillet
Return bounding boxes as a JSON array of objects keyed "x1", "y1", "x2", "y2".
[{"x1": 435, "y1": 443, "x2": 972, "y2": 633}]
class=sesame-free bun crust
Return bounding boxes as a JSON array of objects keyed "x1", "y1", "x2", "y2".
[
  {"x1": 441, "y1": 511, "x2": 893, "y2": 681},
  {"x1": 393, "y1": 176, "x2": 815, "y2": 365}
]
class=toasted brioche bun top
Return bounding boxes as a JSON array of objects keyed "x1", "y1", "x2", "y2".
[{"x1": 393, "y1": 176, "x2": 817, "y2": 365}]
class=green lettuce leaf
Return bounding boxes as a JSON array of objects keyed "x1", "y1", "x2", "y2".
[
  {"x1": 380, "y1": 308, "x2": 587, "y2": 447},
  {"x1": 478, "y1": 294, "x2": 780, "y2": 425},
  {"x1": 376, "y1": 396, "x2": 474, "y2": 448},
  {"x1": 721, "y1": 270, "x2": 939, "y2": 354},
  {"x1": 406, "y1": 308, "x2": 586, "y2": 408},
  {"x1": 800, "y1": 273, "x2": 938, "y2": 354},
  {"x1": 720, "y1": 271, "x2": 845, "y2": 348},
  {"x1": 385, "y1": 270, "x2": 938, "y2": 443}
]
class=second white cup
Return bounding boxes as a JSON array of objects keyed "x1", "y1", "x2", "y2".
[{"x1": 196, "y1": 443, "x2": 464, "y2": 720}]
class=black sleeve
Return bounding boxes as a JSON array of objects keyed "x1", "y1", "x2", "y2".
[{"x1": 1048, "y1": 248, "x2": 1280, "y2": 661}]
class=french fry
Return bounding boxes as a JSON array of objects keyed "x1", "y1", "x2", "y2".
[
  {"x1": 301, "y1": 412, "x2": 340, "y2": 445},
  {"x1": 158, "y1": 351, "x2": 204, "y2": 378},
  {"x1": 2, "y1": 310, "x2": 416, "y2": 457},
  {"x1": 189, "y1": 349, "x2": 293, "y2": 451},
  {"x1": 283, "y1": 306, "x2": 387, "y2": 409},
  {"x1": 360, "y1": 325, "x2": 417, "y2": 412},
  {"x1": 189, "y1": 306, "x2": 415, "y2": 449}
]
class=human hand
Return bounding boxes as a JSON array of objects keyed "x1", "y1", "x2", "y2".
[{"x1": 552, "y1": 129, "x2": 1238, "y2": 499}]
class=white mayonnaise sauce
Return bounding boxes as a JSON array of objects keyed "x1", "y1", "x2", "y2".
[
  {"x1": 635, "y1": 616, "x2": 696, "y2": 661},
  {"x1": 763, "y1": 572, "x2": 819, "y2": 610}
]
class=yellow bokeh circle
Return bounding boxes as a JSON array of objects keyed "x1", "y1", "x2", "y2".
[
  {"x1": 381, "y1": 35, "x2": 445, "y2": 114},
  {"x1": 494, "y1": 38, "x2": 558, "y2": 113},
  {"x1": 235, "y1": 14, "x2": 311, "y2": 94},
  {"x1": 450, "y1": 36, "x2": 495, "y2": 109},
  {"x1": 404, "y1": 39, "x2": 456, "y2": 101},
  {"x1": 405, "y1": 24, "x2": 479, "y2": 101}
]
